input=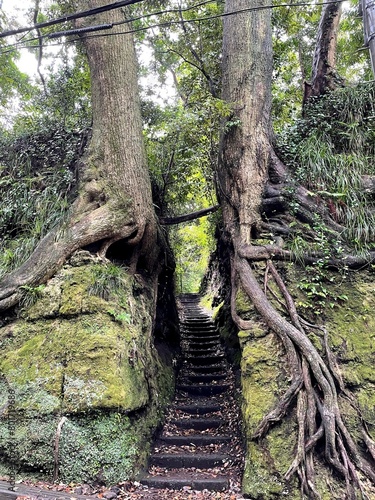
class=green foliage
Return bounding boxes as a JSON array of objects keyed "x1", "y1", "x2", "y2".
[
  {"x1": 296, "y1": 263, "x2": 348, "y2": 314},
  {"x1": 271, "y1": 2, "x2": 320, "y2": 130},
  {"x1": 336, "y1": 2, "x2": 373, "y2": 83},
  {"x1": 286, "y1": 219, "x2": 350, "y2": 315},
  {"x1": 107, "y1": 309, "x2": 131, "y2": 325},
  {"x1": 0, "y1": 21, "x2": 92, "y2": 277},
  {"x1": 0, "y1": 42, "x2": 91, "y2": 279},
  {"x1": 0, "y1": 125, "x2": 87, "y2": 278},
  {"x1": 140, "y1": 14, "x2": 224, "y2": 292},
  {"x1": 19, "y1": 285, "x2": 46, "y2": 310},
  {"x1": 9, "y1": 50, "x2": 91, "y2": 134},
  {"x1": 88, "y1": 264, "x2": 128, "y2": 301},
  {"x1": 0, "y1": 13, "x2": 32, "y2": 123},
  {"x1": 144, "y1": 95, "x2": 226, "y2": 217},
  {"x1": 171, "y1": 217, "x2": 215, "y2": 294},
  {"x1": 278, "y1": 83, "x2": 375, "y2": 251},
  {"x1": 271, "y1": 0, "x2": 372, "y2": 131},
  {"x1": 137, "y1": 0, "x2": 223, "y2": 220}
]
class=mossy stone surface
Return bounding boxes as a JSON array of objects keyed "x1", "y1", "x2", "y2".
[
  {"x1": 237, "y1": 271, "x2": 375, "y2": 499},
  {"x1": 326, "y1": 276, "x2": 375, "y2": 431},
  {"x1": 241, "y1": 328, "x2": 297, "y2": 498},
  {"x1": 0, "y1": 255, "x2": 175, "y2": 483}
]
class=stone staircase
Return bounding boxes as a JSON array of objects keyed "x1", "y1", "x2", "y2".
[{"x1": 141, "y1": 293, "x2": 242, "y2": 492}]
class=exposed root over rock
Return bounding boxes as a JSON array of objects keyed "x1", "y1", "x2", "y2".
[{"x1": 231, "y1": 249, "x2": 375, "y2": 498}]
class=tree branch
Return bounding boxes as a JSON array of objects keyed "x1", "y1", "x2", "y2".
[
  {"x1": 159, "y1": 204, "x2": 219, "y2": 225},
  {"x1": 33, "y1": 0, "x2": 47, "y2": 95}
]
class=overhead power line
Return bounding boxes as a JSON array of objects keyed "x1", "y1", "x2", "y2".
[
  {"x1": 0, "y1": 0, "x2": 347, "y2": 41},
  {"x1": 0, "y1": 0, "x2": 146, "y2": 39},
  {"x1": 49, "y1": 23, "x2": 114, "y2": 39},
  {"x1": 79, "y1": 0, "x2": 349, "y2": 40},
  {"x1": 0, "y1": 0, "x2": 347, "y2": 55}
]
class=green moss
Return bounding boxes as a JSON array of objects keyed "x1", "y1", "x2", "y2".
[
  {"x1": 240, "y1": 328, "x2": 297, "y2": 497},
  {"x1": 242, "y1": 442, "x2": 284, "y2": 499},
  {"x1": 0, "y1": 259, "x2": 175, "y2": 483},
  {"x1": 266, "y1": 419, "x2": 297, "y2": 473},
  {"x1": 212, "y1": 300, "x2": 224, "y2": 320},
  {"x1": 241, "y1": 333, "x2": 284, "y2": 431},
  {"x1": 1, "y1": 312, "x2": 150, "y2": 413},
  {"x1": 236, "y1": 287, "x2": 254, "y2": 318},
  {"x1": 327, "y1": 277, "x2": 375, "y2": 392},
  {"x1": 242, "y1": 440, "x2": 299, "y2": 499},
  {"x1": 356, "y1": 387, "x2": 375, "y2": 427},
  {"x1": 199, "y1": 294, "x2": 213, "y2": 311},
  {"x1": 58, "y1": 412, "x2": 148, "y2": 483}
]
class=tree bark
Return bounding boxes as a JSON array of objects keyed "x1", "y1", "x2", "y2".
[
  {"x1": 216, "y1": 0, "x2": 375, "y2": 496},
  {"x1": 217, "y1": 0, "x2": 273, "y2": 244},
  {"x1": 304, "y1": 1, "x2": 342, "y2": 103},
  {"x1": 0, "y1": 0, "x2": 161, "y2": 311}
]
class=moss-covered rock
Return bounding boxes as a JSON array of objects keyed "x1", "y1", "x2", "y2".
[
  {"x1": 235, "y1": 270, "x2": 375, "y2": 499},
  {"x1": 240, "y1": 328, "x2": 299, "y2": 499},
  {"x1": 326, "y1": 275, "x2": 375, "y2": 434},
  {"x1": 0, "y1": 253, "x2": 175, "y2": 484}
]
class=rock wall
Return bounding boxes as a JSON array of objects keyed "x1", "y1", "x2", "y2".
[
  {"x1": 0, "y1": 251, "x2": 176, "y2": 484},
  {"x1": 210, "y1": 267, "x2": 375, "y2": 498}
]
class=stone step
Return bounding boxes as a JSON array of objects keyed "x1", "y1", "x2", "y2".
[
  {"x1": 181, "y1": 319, "x2": 214, "y2": 324},
  {"x1": 170, "y1": 417, "x2": 225, "y2": 430},
  {"x1": 187, "y1": 347, "x2": 224, "y2": 358},
  {"x1": 149, "y1": 453, "x2": 228, "y2": 469},
  {"x1": 183, "y1": 320, "x2": 212, "y2": 324},
  {"x1": 181, "y1": 326, "x2": 216, "y2": 332},
  {"x1": 177, "y1": 384, "x2": 230, "y2": 396},
  {"x1": 157, "y1": 435, "x2": 231, "y2": 446},
  {"x1": 183, "y1": 335, "x2": 220, "y2": 342},
  {"x1": 181, "y1": 328, "x2": 219, "y2": 340},
  {"x1": 185, "y1": 355, "x2": 224, "y2": 366},
  {"x1": 186, "y1": 346, "x2": 221, "y2": 353},
  {"x1": 140, "y1": 475, "x2": 228, "y2": 491},
  {"x1": 185, "y1": 374, "x2": 227, "y2": 383},
  {"x1": 188, "y1": 341, "x2": 220, "y2": 349},
  {"x1": 174, "y1": 403, "x2": 222, "y2": 414},
  {"x1": 187, "y1": 365, "x2": 226, "y2": 374},
  {"x1": 183, "y1": 323, "x2": 211, "y2": 326}
]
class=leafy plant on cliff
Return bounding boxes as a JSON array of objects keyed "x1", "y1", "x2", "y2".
[{"x1": 278, "y1": 83, "x2": 375, "y2": 252}]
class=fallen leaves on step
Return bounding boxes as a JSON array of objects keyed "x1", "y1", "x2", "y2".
[{"x1": 10, "y1": 479, "x2": 246, "y2": 500}]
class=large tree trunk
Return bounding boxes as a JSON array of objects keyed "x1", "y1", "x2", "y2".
[
  {"x1": 218, "y1": 0, "x2": 273, "y2": 244},
  {"x1": 217, "y1": 0, "x2": 375, "y2": 497},
  {"x1": 303, "y1": 1, "x2": 342, "y2": 103},
  {"x1": 0, "y1": 0, "x2": 161, "y2": 311}
]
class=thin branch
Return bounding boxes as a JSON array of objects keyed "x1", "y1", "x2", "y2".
[
  {"x1": 159, "y1": 204, "x2": 219, "y2": 225},
  {"x1": 53, "y1": 416, "x2": 67, "y2": 481},
  {"x1": 177, "y1": 6, "x2": 218, "y2": 97},
  {"x1": 33, "y1": 0, "x2": 47, "y2": 95}
]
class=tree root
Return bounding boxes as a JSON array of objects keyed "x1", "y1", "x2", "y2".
[
  {"x1": 0, "y1": 201, "x2": 143, "y2": 312},
  {"x1": 233, "y1": 250, "x2": 375, "y2": 497},
  {"x1": 238, "y1": 242, "x2": 375, "y2": 269}
]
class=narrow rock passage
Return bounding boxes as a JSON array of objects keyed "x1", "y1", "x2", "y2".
[
  {"x1": 141, "y1": 294, "x2": 244, "y2": 494},
  {"x1": 0, "y1": 295, "x2": 244, "y2": 500}
]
